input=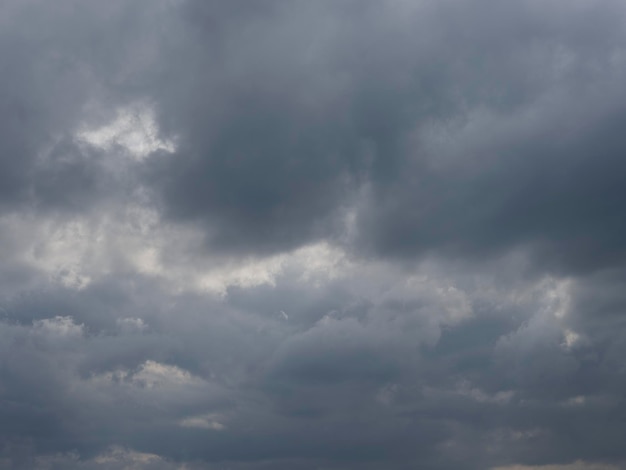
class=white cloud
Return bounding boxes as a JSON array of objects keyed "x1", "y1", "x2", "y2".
[
  {"x1": 32, "y1": 316, "x2": 84, "y2": 338},
  {"x1": 76, "y1": 102, "x2": 176, "y2": 161},
  {"x1": 93, "y1": 446, "x2": 163, "y2": 465},
  {"x1": 116, "y1": 317, "x2": 148, "y2": 334},
  {"x1": 3, "y1": 204, "x2": 350, "y2": 297},
  {"x1": 178, "y1": 413, "x2": 225, "y2": 431},
  {"x1": 132, "y1": 360, "x2": 200, "y2": 389}
]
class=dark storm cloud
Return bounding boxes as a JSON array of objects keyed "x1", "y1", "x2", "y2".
[
  {"x1": 143, "y1": 0, "x2": 456, "y2": 253},
  {"x1": 141, "y1": 0, "x2": 626, "y2": 271},
  {"x1": 3, "y1": 0, "x2": 626, "y2": 469}
]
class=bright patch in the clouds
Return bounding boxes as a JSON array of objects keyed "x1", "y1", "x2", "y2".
[
  {"x1": 5, "y1": 207, "x2": 349, "y2": 295},
  {"x1": 77, "y1": 103, "x2": 175, "y2": 160},
  {"x1": 133, "y1": 360, "x2": 201, "y2": 389},
  {"x1": 194, "y1": 241, "x2": 348, "y2": 295},
  {"x1": 179, "y1": 413, "x2": 225, "y2": 430},
  {"x1": 92, "y1": 446, "x2": 163, "y2": 465},
  {"x1": 22, "y1": 217, "x2": 95, "y2": 289},
  {"x1": 544, "y1": 278, "x2": 572, "y2": 319},
  {"x1": 561, "y1": 328, "x2": 582, "y2": 350},
  {"x1": 33, "y1": 316, "x2": 84, "y2": 338},
  {"x1": 116, "y1": 317, "x2": 147, "y2": 334},
  {"x1": 90, "y1": 360, "x2": 206, "y2": 391},
  {"x1": 455, "y1": 381, "x2": 515, "y2": 404},
  {"x1": 563, "y1": 395, "x2": 586, "y2": 406}
]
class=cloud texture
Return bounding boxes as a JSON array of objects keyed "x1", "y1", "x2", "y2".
[{"x1": 2, "y1": 1, "x2": 626, "y2": 469}]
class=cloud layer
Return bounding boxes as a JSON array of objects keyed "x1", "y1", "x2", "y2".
[{"x1": 2, "y1": 1, "x2": 626, "y2": 469}]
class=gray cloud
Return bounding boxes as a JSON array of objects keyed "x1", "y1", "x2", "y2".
[
  {"x1": 2, "y1": 0, "x2": 626, "y2": 469},
  {"x1": 139, "y1": 0, "x2": 626, "y2": 270}
]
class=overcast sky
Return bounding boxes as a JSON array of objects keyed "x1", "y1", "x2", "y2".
[{"x1": 2, "y1": 1, "x2": 626, "y2": 469}]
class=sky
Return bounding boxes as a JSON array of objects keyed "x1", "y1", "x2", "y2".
[{"x1": 1, "y1": 1, "x2": 626, "y2": 469}]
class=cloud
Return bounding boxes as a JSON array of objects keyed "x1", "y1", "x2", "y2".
[
  {"x1": 493, "y1": 462, "x2": 622, "y2": 470},
  {"x1": 179, "y1": 414, "x2": 225, "y2": 431},
  {"x1": 2, "y1": 0, "x2": 626, "y2": 469}
]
